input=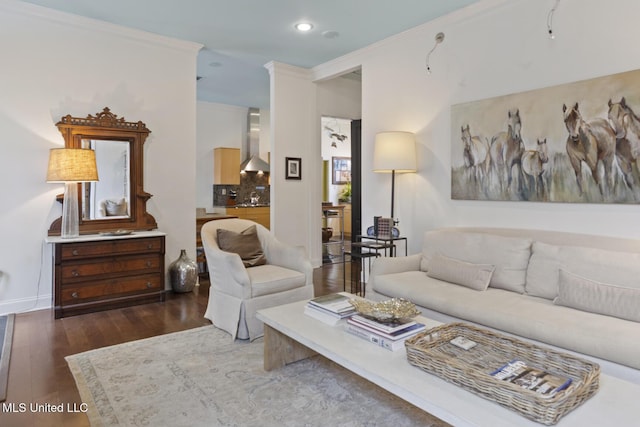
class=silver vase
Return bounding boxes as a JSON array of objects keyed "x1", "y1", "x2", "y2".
[{"x1": 169, "y1": 249, "x2": 198, "y2": 293}]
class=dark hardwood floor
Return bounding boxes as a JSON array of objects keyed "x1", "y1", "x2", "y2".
[{"x1": 0, "y1": 263, "x2": 355, "y2": 427}]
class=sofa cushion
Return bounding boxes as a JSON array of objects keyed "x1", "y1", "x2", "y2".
[
  {"x1": 554, "y1": 269, "x2": 640, "y2": 323},
  {"x1": 217, "y1": 225, "x2": 267, "y2": 267},
  {"x1": 248, "y1": 264, "x2": 305, "y2": 297},
  {"x1": 420, "y1": 230, "x2": 532, "y2": 293},
  {"x1": 526, "y1": 242, "x2": 640, "y2": 300},
  {"x1": 373, "y1": 271, "x2": 640, "y2": 370},
  {"x1": 426, "y1": 253, "x2": 494, "y2": 291},
  {"x1": 372, "y1": 271, "x2": 463, "y2": 308}
]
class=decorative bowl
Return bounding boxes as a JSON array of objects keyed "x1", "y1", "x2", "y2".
[{"x1": 349, "y1": 298, "x2": 420, "y2": 322}]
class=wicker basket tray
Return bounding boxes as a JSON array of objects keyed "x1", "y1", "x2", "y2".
[{"x1": 404, "y1": 323, "x2": 600, "y2": 425}]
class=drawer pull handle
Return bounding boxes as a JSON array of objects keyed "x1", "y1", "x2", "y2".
[
  {"x1": 71, "y1": 292, "x2": 79, "y2": 298},
  {"x1": 72, "y1": 249, "x2": 79, "y2": 256},
  {"x1": 71, "y1": 270, "x2": 79, "y2": 277},
  {"x1": 147, "y1": 244, "x2": 153, "y2": 249},
  {"x1": 146, "y1": 261, "x2": 153, "y2": 268},
  {"x1": 146, "y1": 282, "x2": 153, "y2": 288}
]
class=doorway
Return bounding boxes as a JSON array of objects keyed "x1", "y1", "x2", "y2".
[
  {"x1": 321, "y1": 116, "x2": 353, "y2": 264},
  {"x1": 319, "y1": 117, "x2": 362, "y2": 257},
  {"x1": 316, "y1": 68, "x2": 362, "y2": 289}
]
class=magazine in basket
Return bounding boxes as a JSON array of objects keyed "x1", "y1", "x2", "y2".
[{"x1": 490, "y1": 359, "x2": 572, "y2": 398}]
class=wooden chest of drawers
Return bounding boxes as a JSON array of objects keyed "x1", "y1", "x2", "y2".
[{"x1": 51, "y1": 233, "x2": 166, "y2": 318}]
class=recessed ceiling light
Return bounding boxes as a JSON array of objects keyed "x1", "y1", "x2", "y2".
[{"x1": 295, "y1": 22, "x2": 313, "y2": 32}]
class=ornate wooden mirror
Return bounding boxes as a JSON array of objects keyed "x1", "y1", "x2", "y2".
[{"x1": 48, "y1": 108, "x2": 157, "y2": 235}]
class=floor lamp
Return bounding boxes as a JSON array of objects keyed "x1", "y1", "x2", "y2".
[
  {"x1": 47, "y1": 148, "x2": 99, "y2": 238},
  {"x1": 372, "y1": 131, "x2": 417, "y2": 220}
]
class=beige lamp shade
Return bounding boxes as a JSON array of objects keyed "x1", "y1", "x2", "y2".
[
  {"x1": 372, "y1": 131, "x2": 417, "y2": 173},
  {"x1": 46, "y1": 148, "x2": 99, "y2": 182}
]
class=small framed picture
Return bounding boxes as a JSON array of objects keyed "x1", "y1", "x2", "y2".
[
  {"x1": 331, "y1": 156, "x2": 351, "y2": 184},
  {"x1": 285, "y1": 157, "x2": 302, "y2": 180}
]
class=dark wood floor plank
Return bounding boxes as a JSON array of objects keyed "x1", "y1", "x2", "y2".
[{"x1": 0, "y1": 263, "x2": 353, "y2": 426}]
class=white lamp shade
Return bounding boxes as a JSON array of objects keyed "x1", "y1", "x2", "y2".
[
  {"x1": 373, "y1": 131, "x2": 417, "y2": 173},
  {"x1": 47, "y1": 148, "x2": 99, "y2": 182}
]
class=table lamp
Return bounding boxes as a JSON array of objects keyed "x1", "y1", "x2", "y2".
[
  {"x1": 47, "y1": 148, "x2": 99, "y2": 238},
  {"x1": 372, "y1": 131, "x2": 417, "y2": 219}
]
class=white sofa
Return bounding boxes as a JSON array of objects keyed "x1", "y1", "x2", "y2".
[{"x1": 368, "y1": 227, "x2": 640, "y2": 384}]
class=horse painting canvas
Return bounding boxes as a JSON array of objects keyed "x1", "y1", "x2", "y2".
[{"x1": 451, "y1": 68, "x2": 640, "y2": 203}]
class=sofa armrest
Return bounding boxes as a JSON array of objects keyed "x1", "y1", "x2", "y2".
[
  {"x1": 203, "y1": 242, "x2": 252, "y2": 299},
  {"x1": 263, "y1": 239, "x2": 313, "y2": 286},
  {"x1": 370, "y1": 253, "x2": 422, "y2": 277}
]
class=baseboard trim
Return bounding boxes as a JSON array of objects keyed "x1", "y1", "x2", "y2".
[{"x1": 0, "y1": 295, "x2": 52, "y2": 316}]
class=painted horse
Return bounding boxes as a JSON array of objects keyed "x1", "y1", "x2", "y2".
[
  {"x1": 489, "y1": 109, "x2": 525, "y2": 192},
  {"x1": 461, "y1": 124, "x2": 490, "y2": 184},
  {"x1": 522, "y1": 138, "x2": 549, "y2": 198},
  {"x1": 608, "y1": 97, "x2": 640, "y2": 188},
  {"x1": 563, "y1": 102, "x2": 616, "y2": 196}
]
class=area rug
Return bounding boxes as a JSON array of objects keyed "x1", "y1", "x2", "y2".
[
  {"x1": 0, "y1": 313, "x2": 15, "y2": 402},
  {"x1": 66, "y1": 325, "x2": 450, "y2": 427}
]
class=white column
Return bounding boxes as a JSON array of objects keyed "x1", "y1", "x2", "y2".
[{"x1": 265, "y1": 61, "x2": 322, "y2": 266}]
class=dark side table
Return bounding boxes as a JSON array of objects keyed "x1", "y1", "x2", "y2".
[
  {"x1": 348, "y1": 235, "x2": 408, "y2": 296},
  {"x1": 358, "y1": 235, "x2": 408, "y2": 257}
]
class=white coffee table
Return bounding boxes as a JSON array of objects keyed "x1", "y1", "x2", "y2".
[{"x1": 256, "y1": 297, "x2": 640, "y2": 427}]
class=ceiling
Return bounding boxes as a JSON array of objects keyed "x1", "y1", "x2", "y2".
[{"x1": 20, "y1": 0, "x2": 481, "y2": 108}]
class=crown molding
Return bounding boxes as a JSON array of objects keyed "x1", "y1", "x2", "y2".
[
  {"x1": 311, "y1": 53, "x2": 364, "y2": 83},
  {"x1": 0, "y1": 0, "x2": 202, "y2": 54},
  {"x1": 264, "y1": 61, "x2": 313, "y2": 80}
]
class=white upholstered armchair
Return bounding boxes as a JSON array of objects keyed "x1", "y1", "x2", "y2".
[{"x1": 201, "y1": 218, "x2": 314, "y2": 340}]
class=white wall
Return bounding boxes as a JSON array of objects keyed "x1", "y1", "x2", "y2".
[
  {"x1": 266, "y1": 62, "x2": 318, "y2": 255},
  {"x1": 259, "y1": 109, "x2": 271, "y2": 163},
  {"x1": 266, "y1": 63, "x2": 362, "y2": 266},
  {"x1": 196, "y1": 102, "x2": 247, "y2": 209},
  {"x1": 0, "y1": 1, "x2": 200, "y2": 314},
  {"x1": 317, "y1": 75, "x2": 362, "y2": 121},
  {"x1": 196, "y1": 101, "x2": 272, "y2": 210},
  {"x1": 312, "y1": 0, "x2": 640, "y2": 255}
]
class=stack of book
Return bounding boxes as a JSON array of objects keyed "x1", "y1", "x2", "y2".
[
  {"x1": 304, "y1": 293, "x2": 357, "y2": 326},
  {"x1": 345, "y1": 314, "x2": 427, "y2": 351}
]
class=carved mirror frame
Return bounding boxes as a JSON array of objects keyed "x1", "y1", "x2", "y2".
[{"x1": 48, "y1": 108, "x2": 157, "y2": 235}]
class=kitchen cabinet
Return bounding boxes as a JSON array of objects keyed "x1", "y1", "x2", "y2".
[
  {"x1": 47, "y1": 231, "x2": 166, "y2": 318},
  {"x1": 220, "y1": 206, "x2": 270, "y2": 229},
  {"x1": 214, "y1": 147, "x2": 240, "y2": 185}
]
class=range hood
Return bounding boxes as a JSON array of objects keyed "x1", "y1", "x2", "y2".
[
  {"x1": 241, "y1": 107, "x2": 270, "y2": 172},
  {"x1": 240, "y1": 155, "x2": 270, "y2": 172}
]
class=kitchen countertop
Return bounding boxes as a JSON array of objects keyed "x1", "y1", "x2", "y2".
[
  {"x1": 213, "y1": 204, "x2": 270, "y2": 209},
  {"x1": 196, "y1": 213, "x2": 237, "y2": 220}
]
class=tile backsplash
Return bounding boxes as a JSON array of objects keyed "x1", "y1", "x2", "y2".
[{"x1": 213, "y1": 172, "x2": 270, "y2": 206}]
